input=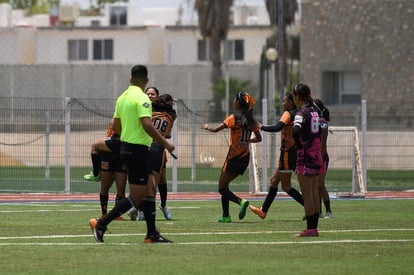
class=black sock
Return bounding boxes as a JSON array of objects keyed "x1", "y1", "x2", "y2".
[
  {"x1": 324, "y1": 200, "x2": 331, "y2": 212},
  {"x1": 262, "y1": 187, "x2": 278, "y2": 212},
  {"x1": 320, "y1": 199, "x2": 322, "y2": 214},
  {"x1": 115, "y1": 194, "x2": 124, "y2": 204},
  {"x1": 306, "y1": 213, "x2": 319, "y2": 230},
  {"x1": 158, "y1": 183, "x2": 168, "y2": 208},
  {"x1": 141, "y1": 198, "x2": 156, "y2": 236},
  {"x1": 91, "y1": 153, "x2": 100, "y2": 177},
  {"x1": 287, "y1": 188, "x2": 304, "y2": 206},
  {"x1": 99, "y1": 198, "x2": 132, "y2": 227},
  {"x1": 100, "y1": 194, "x2": 109, "y2": 215},
  {"x1": 219, "y1": 187, "x2": 240, "y2": 204},
  {"x1": 219, "y1": 188, "x2": 232, "y2": 217},
  {"x1": 314, "y1": 213, "x2": 320, "y2": 228},
  {"x1": 221, "y1": 196, "x2": 230, "y2": 217}
]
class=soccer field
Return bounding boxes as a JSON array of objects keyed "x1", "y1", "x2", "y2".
[{"x1": 1, "y1": 198, "x2": 413, "y2": 274}]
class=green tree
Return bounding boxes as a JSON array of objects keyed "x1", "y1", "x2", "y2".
[
  {"x1": 195, "y1": 0, "x2": 233, "y2": 86},
  {"x1": 6, "y1": 0, "x2": 59, "y2": 15},
  {"x1": 209, "y1": 76, "x2": 250, "y2": 120}
]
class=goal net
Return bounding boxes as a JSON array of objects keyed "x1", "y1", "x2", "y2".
[{"x1": 250, "y1": 126, "x2": 365, "y2": 197}]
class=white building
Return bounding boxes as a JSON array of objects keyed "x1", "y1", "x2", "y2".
[{"x1": 0, "y1": 1, "x2": 273, "y2": 65}]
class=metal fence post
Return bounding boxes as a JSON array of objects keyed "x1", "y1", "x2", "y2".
[
  {"x1": 361, "y1": 99, "x2": 367, "y2": 191},
  {"x1": 65, "y1": 97, "x2": 71, "y2": 193},
  {"x1": 262, "y1": 98, "x2": 268, "y2": 193}
]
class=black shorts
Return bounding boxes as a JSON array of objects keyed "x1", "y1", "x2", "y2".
[
  {"x1": 278, "y1": 147, "x2": 296, "y2": 172},
  {"x1": 222, "y1": 154, "x2": 250, "y2": 175},
  {"x1": 105, "y1": 137, "x2": 121, "y2": 155},
  {"x1": 120, "y1": 142, "x2": 151, "y2": 185},
  {"x1": 150, "y1": 142, "x2": 167, "y2": 173},
  {"x1": 100, "y1": 151, "x2": 127, "y2": 174}
]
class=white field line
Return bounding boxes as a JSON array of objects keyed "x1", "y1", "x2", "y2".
[
  {"x1": 0, "y1": 239, "x2": 413, "y2": 246},
  {"x1": 1, "y1": 229, "x2": 413, "y2": 240},
  {"x1": 0, "y1": 206, "x2": 199, "y2": 213}
]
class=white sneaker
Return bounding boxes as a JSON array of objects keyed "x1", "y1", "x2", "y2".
[
  {"x1": 159, "y1": 205, "x2": 172, "y2": 220},
  {"x1": 138, "y1": 210, "x2": 145, "y2": 221},
  {"x1": 325, "y1": 211, "x2": 333, "y2": 218},
  {"x1": 127, "y1": 207, "x2": 138, "y2": 221}
]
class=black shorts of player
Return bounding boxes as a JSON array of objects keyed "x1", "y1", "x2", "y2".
[
  {"x1": 99, "y1": 151, "x2": 127, "y2": 174},
  {"x1": 222, "y1": 154, "x2": 250, "y2": 176},
  {"x1": 278, "y1": 147, "x2": 296, "y2": 172},
  {"x1": 104, "y1": 137, "x2": 121, "y2": 156},
  {"x1": 120, "y1": 142, "x2": 152, "y2": 185},
  {"x1": 150, "y1": 142, "x2": 167, "y2": 173}
]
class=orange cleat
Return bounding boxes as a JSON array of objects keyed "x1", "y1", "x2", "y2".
[{"x1": 249, "y1": 205, "x2": 267, "y2": 219}]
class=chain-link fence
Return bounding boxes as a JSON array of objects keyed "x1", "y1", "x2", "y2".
[{"x1": 1, "y1": 97, "x2": 413, "y2": 194}]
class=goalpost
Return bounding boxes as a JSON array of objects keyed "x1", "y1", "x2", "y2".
[
  {"x1": 329, "y1": 126, "x2": 365, "y2": 195},
  {"x1": 250, "y1": 126, "x2": 365, "y2": 197}
]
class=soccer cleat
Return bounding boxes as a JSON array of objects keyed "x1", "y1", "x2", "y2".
[
  {"x1": 217, "y1": 216, "x2": 232, "y2": 223},
  {"x1": 144, "y1": 231, "x2": 172, "y2": 243},
  {"x1": 127, "y1": 208, "x2": 138, "y2": 221},
  {"x1": 89, "y1": 218, "x2": 107, "y2": 243},
  {"x1": 319, "y1": 213, "x2": 324, "y2": 218},
  {"x1": 238, "y1": 199, "x2": 249, "y2": 220},
  {"x1": 159, "y1": 205, "x2": 172, "y2": 220},
  {"x1": 114, "y1": 216, "x2": 124, "y2": 221},
  {"x1": 294, "y1": 228, "x2": 319, "y2": 237},
  {"x1": 249, "y1": 205, "x2": 267, "y2": 219},
  {"x1": 83, "y1": 172, "x2": 100, "y2": 182},
  {"x1": 138, "y1": 210, "x2": 145, "y2": 221},
  {"x1": 325, "y1": 211, "x2": 333, "y2": 219}
]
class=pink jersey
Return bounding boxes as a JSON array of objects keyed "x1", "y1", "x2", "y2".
[{"x1": 293, "y1": 104, "x2": 322, "y2": 176}]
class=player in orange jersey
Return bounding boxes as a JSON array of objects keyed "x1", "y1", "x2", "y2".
[
  {"x1": 85, "y1": 123, "x2": 127, "y2": 220},
  {"x1": 202, "y1": 92, "x2": 261, "y2": 223},
  {"x1": 249, "y1": 92, "x2": 304, "y2": 219}
]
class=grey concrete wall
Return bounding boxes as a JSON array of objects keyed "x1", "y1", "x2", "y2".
[
  {"x1": 0, "y1": 64, "x2": 261, "y2": 104},
  {"x1": 300, "y1": 0, "x2": 414, "y2": 114}
]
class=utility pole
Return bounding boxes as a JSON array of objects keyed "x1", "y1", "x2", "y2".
[{"x1": 277, "y1": 0, "x2": 285, "y2": 115}]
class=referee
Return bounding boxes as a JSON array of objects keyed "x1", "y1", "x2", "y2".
[{"x1": 89, "y1": 65, "x2": 174, "y2": 243}]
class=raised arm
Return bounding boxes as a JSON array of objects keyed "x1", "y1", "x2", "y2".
[{"x1": 260, "y1": 121, "x2": 285, "y2": 132}]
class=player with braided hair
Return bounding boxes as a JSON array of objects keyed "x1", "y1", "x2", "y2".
[
  {"x1": 202, "y1": 91, "x2": 262, "y2": 222},
  {"x1": 292, "y1": 83, "x2": 322, "y2": 237},
  {"x1": 249, "y1": 92, "x2": 304, "y2": 219}
]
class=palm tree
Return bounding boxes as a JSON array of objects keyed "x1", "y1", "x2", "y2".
[
  {"x1": 265, "y1": 0, "x2": 298, "y2": 91},
  {"x1": 195, "y1": 0, "x2": 233, "y2": 86},
  {"x1": 266, "y1": 0, "x2": 298, "y2": 28}
]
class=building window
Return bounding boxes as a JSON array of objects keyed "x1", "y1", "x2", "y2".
[
  {"x1": 197, "y1": 39, "x2": 244, "y2": 61},
  {"x1": 68, "y1": 40, "x2": 88, "y2": 61},
  {"x1": 224, "y1": 40, "x2": 244, "y2": 61},
  {"x1": 93, "y1": 39, "x2": 113, "y2": 60},
  {"x1": 322, "y1": 71, "x2": 362, "y2": 104},
  {"x1": 197, "y1": 40, "x2": 210, "y2": 61},
  {"x1": 110, "y1": 6, "x2": 127, "y2": 26}
]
